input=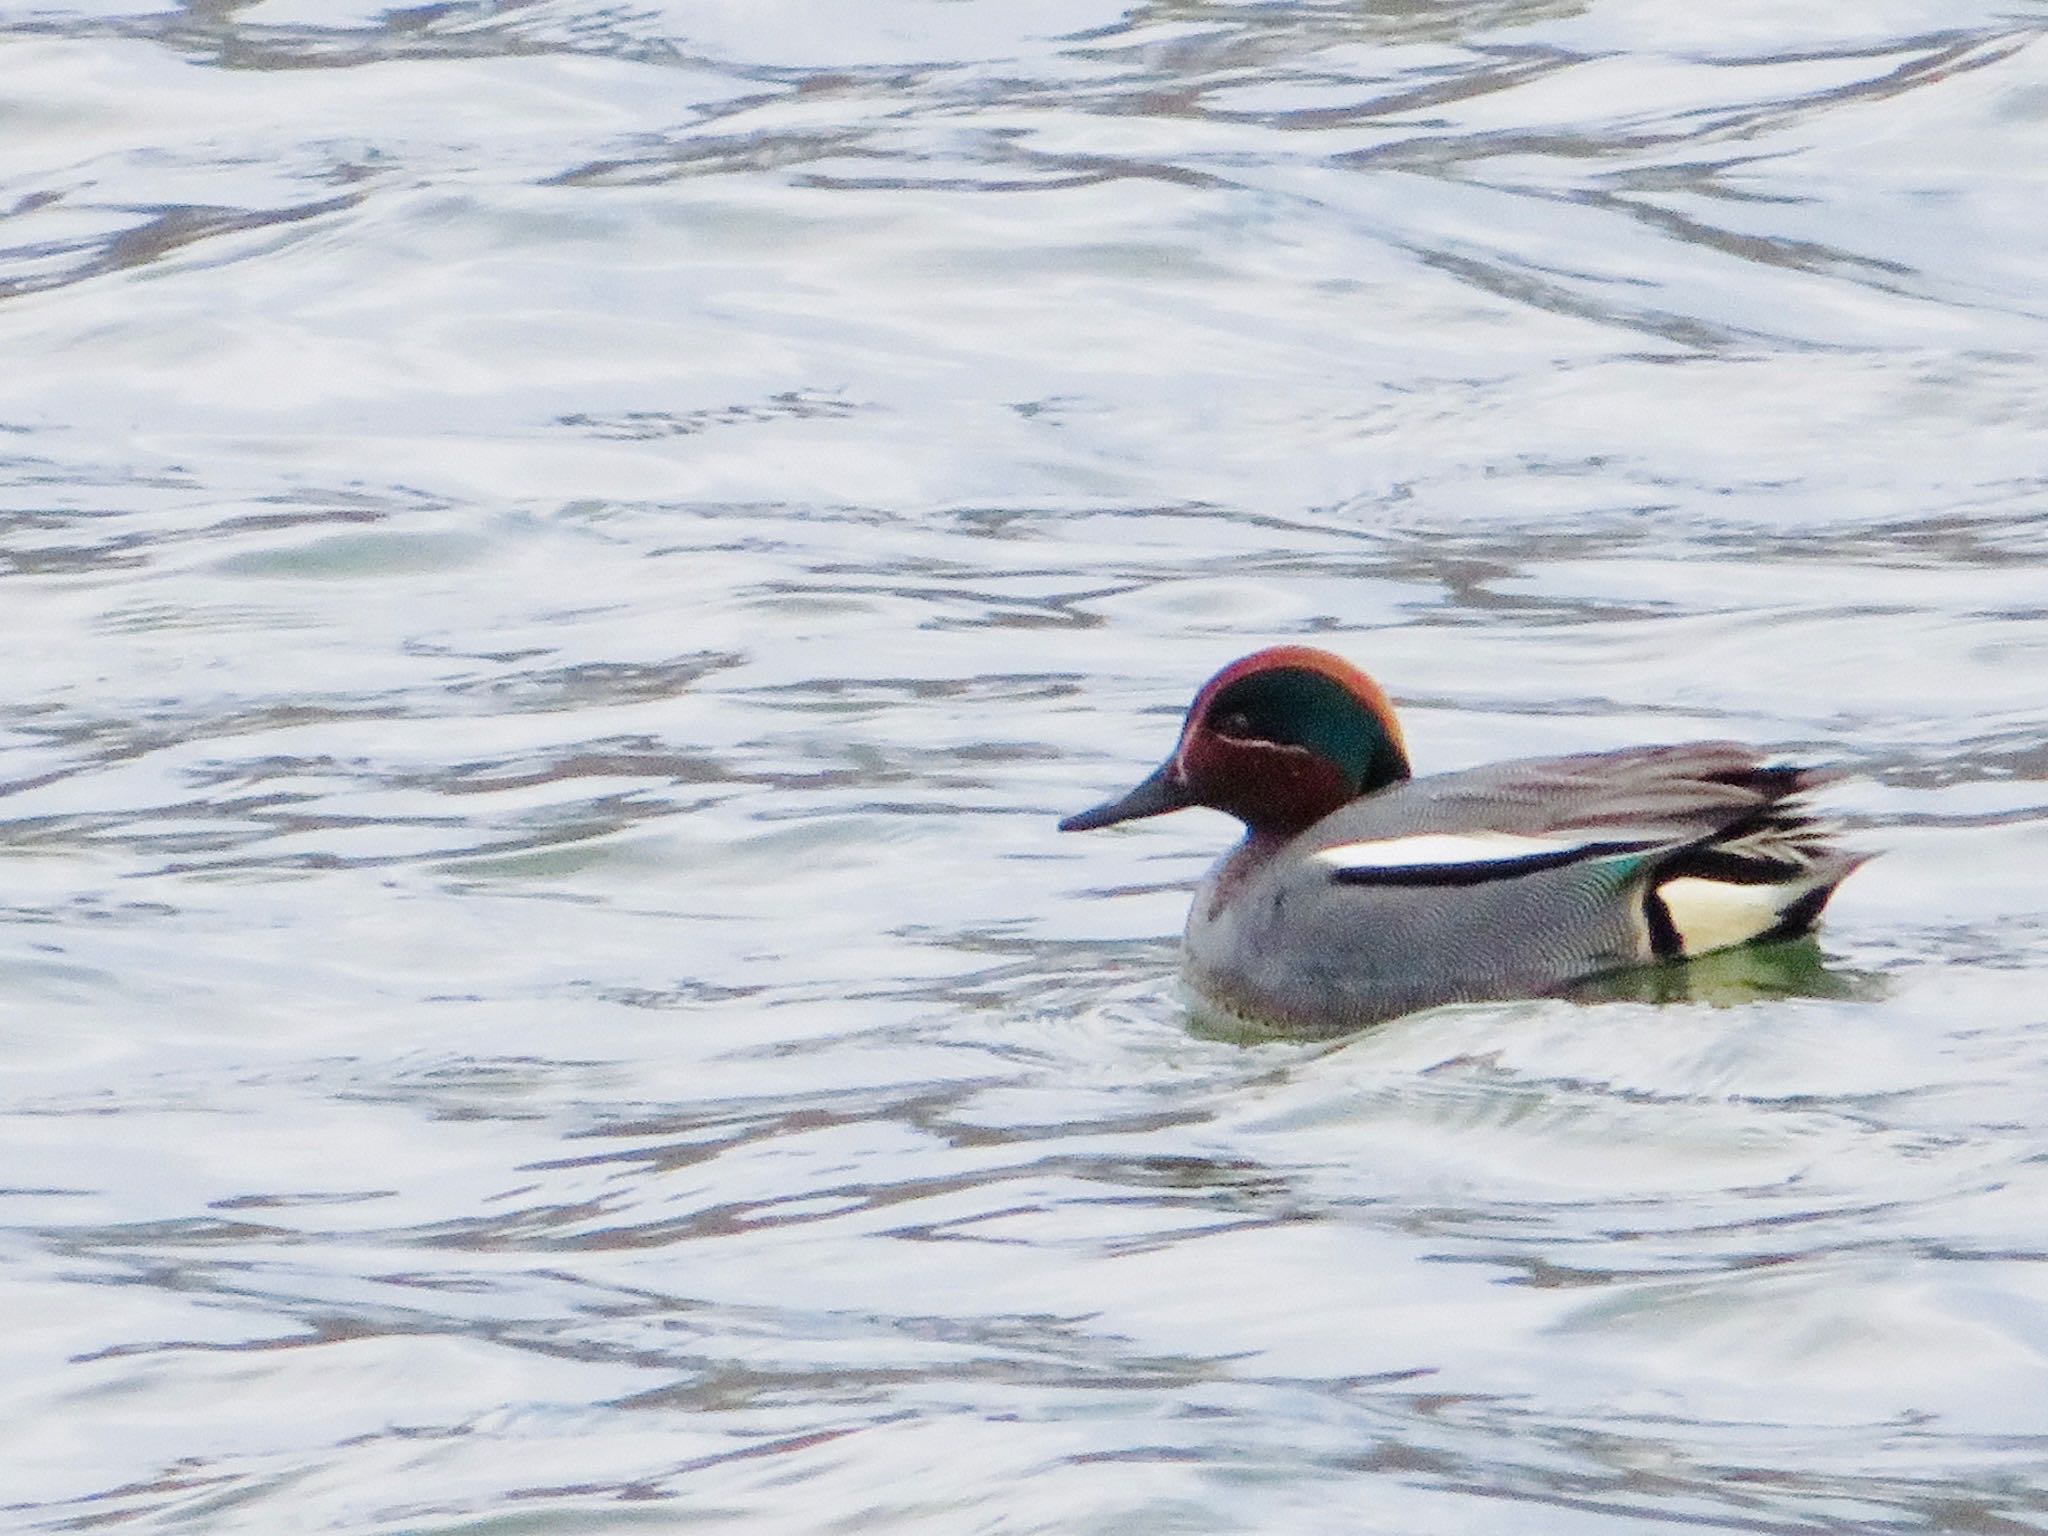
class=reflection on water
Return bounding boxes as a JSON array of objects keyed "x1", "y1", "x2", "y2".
[
  {"x1": 1187, "y1": 938, "x2": 1888, "y2": 1044},
  {"x1": 1567, "y1": 937, "x2": 1890, "y2": 1008},
  {"x1": 4, "y1": 0, "x2": 2048, "y2": 1531}
]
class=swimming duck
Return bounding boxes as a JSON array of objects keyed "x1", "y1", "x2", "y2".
[{"x1": 1060, "y1": 646, "x2": 1865, "y2": 1033}]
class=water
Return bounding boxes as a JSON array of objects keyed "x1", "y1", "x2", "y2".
[{"x1": 4, "y1": 1, "x2": 2047, "y2": 1530}]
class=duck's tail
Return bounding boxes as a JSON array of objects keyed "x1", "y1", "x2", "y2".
[{"x1": 1643, "y1": 783, "x2": 1867, "y2": 960}]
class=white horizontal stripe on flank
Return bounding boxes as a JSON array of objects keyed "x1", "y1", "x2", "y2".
[{"x1": 1311, "y1": 833, "x2": 1592, "y2": 871}]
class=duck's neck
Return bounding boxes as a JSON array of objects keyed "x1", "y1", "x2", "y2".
[{"x1": 1199, "y1": 829, "x2": 1289, "y2": 923}]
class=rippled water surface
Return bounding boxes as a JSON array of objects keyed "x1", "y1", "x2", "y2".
[{"x1": 6, "y1": 1, "x2": 2048, "y2": 1530}]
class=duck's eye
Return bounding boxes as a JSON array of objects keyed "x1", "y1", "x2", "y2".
[{"x1": 1213, "y1": 710, "x2": 1255, "y2": 739}]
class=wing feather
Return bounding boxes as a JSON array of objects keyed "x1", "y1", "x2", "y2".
[
  {"x1": 1305, "y1": 743, "x2": 1848, "y2": 890},
  {"x1": 1317, "y1": 833, "x2": 1661, "y2": 887}
]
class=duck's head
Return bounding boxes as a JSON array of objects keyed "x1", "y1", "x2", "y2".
[{"x1": 1059, "y1": 646, "x2": 1412, "y2": 839}]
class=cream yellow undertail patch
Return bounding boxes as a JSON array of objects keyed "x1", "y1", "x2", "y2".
[{"x1": 1657, "y1": 875, "x2": 1799, "y2": 957}]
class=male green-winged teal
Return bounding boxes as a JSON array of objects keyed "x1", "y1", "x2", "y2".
[{"x1": 1060, "y1": 646, "x2": 1865, "y2": 1033}]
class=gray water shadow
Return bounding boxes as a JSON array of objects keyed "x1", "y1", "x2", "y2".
[
  {"x1": 1562, "y1": 937, "x2": 1889, "y2": 1009},
  {"x1": 1189, "y1": 938, "x2": 1885, "y2": 1045}
]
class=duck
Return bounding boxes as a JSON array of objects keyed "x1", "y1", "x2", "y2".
[{"x1": 1059, "y1": 645, "x2": 1866, "y2": 1034}]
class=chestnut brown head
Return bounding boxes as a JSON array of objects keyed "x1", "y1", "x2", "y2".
[{"x1": 1060, "y1": 647, "x2": 1411, "y2": 839}]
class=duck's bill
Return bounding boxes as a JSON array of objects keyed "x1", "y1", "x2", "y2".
[{"x1": 1058, "y1": 762, "x2": 1189, "y2": 831}]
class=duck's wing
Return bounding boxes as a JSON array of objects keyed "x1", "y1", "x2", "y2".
[{"x1": 1305, "y1": 743, "x2": 1862, "y2": 956}]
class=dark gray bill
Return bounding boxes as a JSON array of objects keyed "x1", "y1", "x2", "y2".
[{"x1": 1058, "y1": 762, "x2": 1189, "y2": 831}]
